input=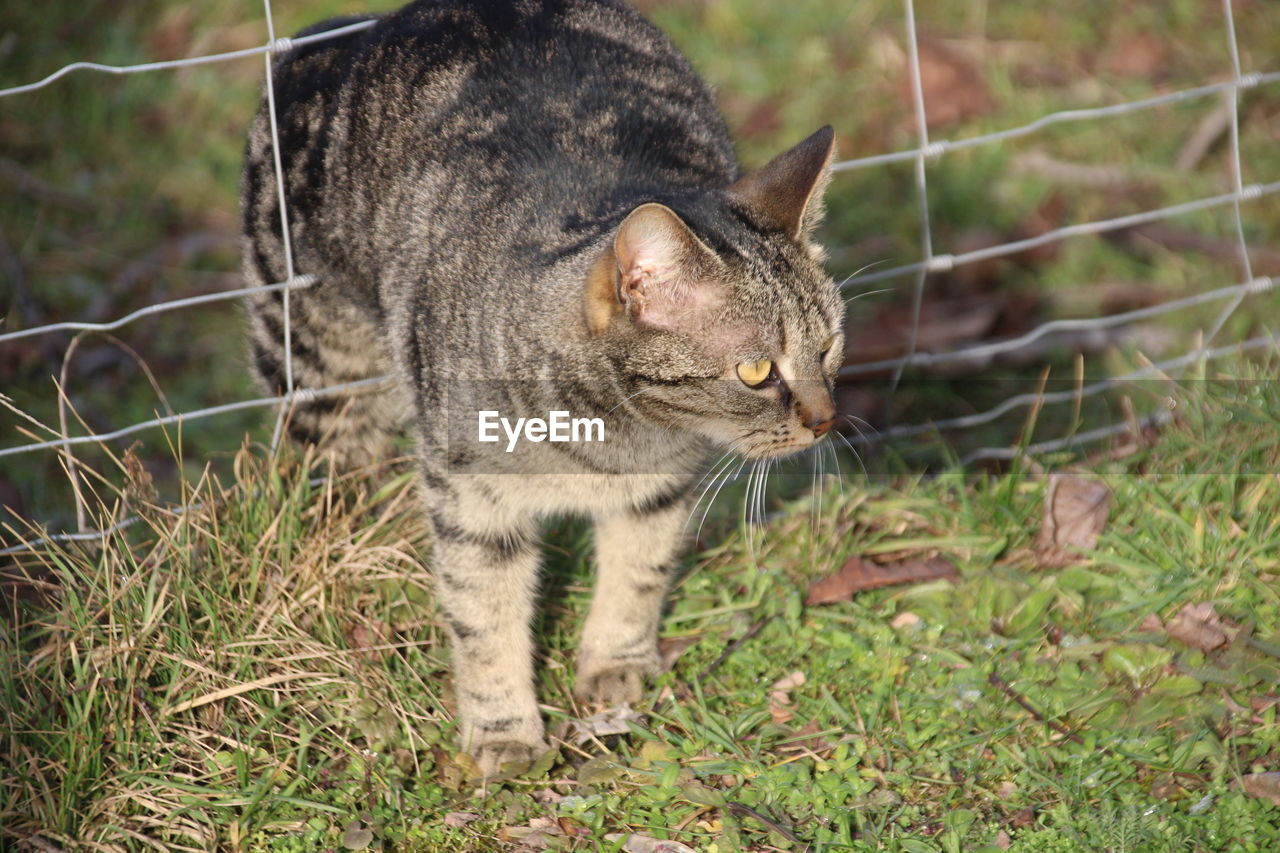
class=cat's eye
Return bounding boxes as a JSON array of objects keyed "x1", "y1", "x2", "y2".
[
  {"x1": 736, "y1": 359, "x2": 773, "y2": 387},
  {"x1": 820, "y1": 336, "x2": 836, "y2": 360}
]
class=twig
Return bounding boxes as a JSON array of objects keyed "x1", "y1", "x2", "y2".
[
  {"x1": 697, "y1": 617, "x2": 767, "y2": 684},
  {"x1": 724, "y1": 802, "x2": 809, "y2": 849},
  {"x1": 0, "y1": 158, "x2": 96, "y2": 211},
  {"x1": 1176, "y1": 93, "x2": 1233, "y2": 172},
  {"x1": 988, "y1": 672, "x2": 1083, "y2": 744},
  {"x1": 23, "y1": 835, "x2": 70, "y2": 853},
  {"x1": 987, "y1": 672, "x2": 1202, "y2": 780},
  {"x1": 1011, "y1": 151, "x2": 1151, "y2": 191}
]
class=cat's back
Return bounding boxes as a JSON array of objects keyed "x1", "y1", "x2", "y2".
[{"x1": 317, "y1": 0, "x2": 737, "y2": 228}]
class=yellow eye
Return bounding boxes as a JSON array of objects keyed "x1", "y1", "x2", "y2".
[
  {"x1": 736, "y1": 359, "x2": 773, "y2": 387},
  {"x1": 821, "y1": 336, "x2": 836, "y2": 358}
]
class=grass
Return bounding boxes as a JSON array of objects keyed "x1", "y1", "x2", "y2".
[
  {"x1": 3, "y1": 0, "x2": 1279, "y2": 526},
  {"x1": 4, "y1": 357, "x2": 1279, "y2": 851},
  {"x1": 3, "y1": 2, "x2": 1280, "y2": 849}
]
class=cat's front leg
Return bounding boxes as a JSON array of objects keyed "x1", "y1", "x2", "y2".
[
  {"x1": 576, "y1": 491, "x2": 692, "y2": 706},
  {"x1": 426, "y1": 486, "x2": 547, "y2": 776}
]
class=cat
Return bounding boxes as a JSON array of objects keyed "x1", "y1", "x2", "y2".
[{"x1": 241, "y1": 0, "x2": 844, "y2": 776}]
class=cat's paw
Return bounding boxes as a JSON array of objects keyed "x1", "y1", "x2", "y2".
[
  {"x1": 472, "y1": 739, "x2": 548, "y2": 778},
  {"x1": 460, "y1": 714, "x2": 547, "y2": 778},
  {"x1": 574, "y1": 664, "x2": 649, "y2": 708}
]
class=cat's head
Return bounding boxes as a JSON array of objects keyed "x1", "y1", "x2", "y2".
[{"x1": 587, "y1": 126, "x2": 844, "y2": 460}]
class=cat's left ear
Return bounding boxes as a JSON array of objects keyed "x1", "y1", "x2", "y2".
[
  {"x1": 727, "y1": 125, "x2": 836, "y2": 241},
  {"x1": 588, "y1": 203, "x2": 723, "y2": 334}
]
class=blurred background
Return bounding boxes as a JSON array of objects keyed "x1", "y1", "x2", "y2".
[{"x1": 2, "y1": 0, "x2": 1278, "y2": 538}]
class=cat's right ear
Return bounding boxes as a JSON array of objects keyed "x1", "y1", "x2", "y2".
[{"x1": 586, "y1": 203, "x2": 722, "y2": 335}]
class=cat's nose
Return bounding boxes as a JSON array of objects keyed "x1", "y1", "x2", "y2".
[
  {"x1": 799, "y1": 398, "x2": 837, "y2": 438},
  {"x1": 806, "y1": 414, "x2": 836, "y2": 438}
]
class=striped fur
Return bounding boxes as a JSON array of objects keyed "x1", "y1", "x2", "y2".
[{"x1": 241, "y1": 0, "x2": 843, "y2": 775}]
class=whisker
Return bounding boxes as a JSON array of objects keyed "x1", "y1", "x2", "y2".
[
  {"x1": 826, "y1": 439, "x2": 846, "y2": 495},
  {"x1": 809, "y1": 443, "x2": 821, "y2": 534},
  {"x1": 741, "y1": 459, "x2": 760, "y2": 562},
  {"x1": 834, "y1": 430, "x2": 867, "y2": 480},
  {"x1": 843, "y1": 286, "x2": 896, "y2": 306},
  {"x1": 684, "y1": 450, "x2": 738, "y2": 534},
  {"x1": 607, "y1": 385, "x2": 659, "y2": 414},
  {"x1": 838, "y1": 258, "x2": 891, "y2": 288},
  {"x1": 843, "y1": 413, "x2": 881, "y2": 444},
  {"x1": 694, "y1": 454, "x2": 747, "y2": 545}
]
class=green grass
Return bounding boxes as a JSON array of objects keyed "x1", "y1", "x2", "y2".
[
  {"x1": 3, "y1": 0, "x2": 1279, "y2": 528},
  {"x1": 3, "y1": 3, "x2": 1280, "y2": 848},
  {"x1": 4, "y1": 358, "x2": 1279, "y2": 851}
]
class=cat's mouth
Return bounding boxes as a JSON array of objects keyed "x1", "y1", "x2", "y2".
[{"x1": 732, "y1": 429, "x2": 831, "y2": 460}]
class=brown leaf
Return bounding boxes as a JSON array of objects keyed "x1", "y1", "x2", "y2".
[
  {"x1": 769, "y1": 671, "x2": 805, "y2": 724},
  {"x1": 1139, "y1": 613, "x2": 1164, "y2": 633},
  {"x1": 501, "y1": 817, "x2": 564, "y2": 849},
  {"x1": 780, "y1": 718, "x2": 832, "y2": 755},
  {"x1": 890, "y1": 611, "x2": 922, "y2": 629},
  {"x1": 995, "y1": 830, "x2": 1012, "y2": 850},
  {"x1": 806, "y1": 556, "x2": 958, "y2": 605},
  {"x1": 147, "y1": 6, "x2": 196, "y2": 61},
  {"x1": 443, "y1": 812, "x2": 479, "y2": 828},
  {"x1": 604, "y1": 833, "x2": 697, "y2": 853},
  {"x1": 657, "y1": 634, "x2": 700, "y2": 672},
  {"x1": 1009, "y1": 806, "x2": 1037, "y2": 829},
  {"x1": 531, "y1": 787, "x2": 564, "y2": 804},
  {"x1": 771, "y1": 671, "x2": 806, "y2": 692},
  {"x1": 1166, "y1": 602, "x2": 1230, "y2": 652},
  {"x1": 1241, "y1": 772, "x2": 1280, "y2": 807},
  {"x1": 1102, "y1": 32, "x2": 1169, "y2": 80},
  {"x1": 1035, "y1": 473, "x2": 1110, "y2": 568},
  {"x1": 557, "y1": 817, "x2": 591, "y2": 837},
  {"x1": 1251, "y1": 695, "x2": 1279, "y2": 713},
  {"x1": 346, "y1": 620, "x2": 390, "y2": 661},
  {"x1": 900, "y1": 37, "x2": 995, "y2": 129},
  {"x1": 571, "y1": 704, "x2": 645, "y2": 745},
  {"x1": 769, "y1": 703, "x2": 795, "y2": 725}
]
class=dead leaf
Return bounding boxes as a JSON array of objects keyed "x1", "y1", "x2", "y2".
[
  {"x1": 443, "y1": 812, "x2": 479, "y2": 828},
  {"x1": 557, "y1": 817, "x2": 591, "y2": 837},
  {"x1": 768, "y1": 671, "x2": 806, "y2": 724},
  {"x1": 1241, "y1": 772, "x2": 1280, "y2": 806},
  {"x1": 890, "y1": 611, "x2": 922, "y2": 629},
  {"x1": 1166, "y1": 602, "x2": 1230, "y2": 652},
  {"x1": 995, "y1": 830, "x2": 1012, "y2": 850},
  {"x1": 1009, "y1": 806, "x2": 1037, "y2": 829},
  {"x1": 1251, "y1": 695, "x2": 1279, "y2": 713},
  {"x1": 346, "y1": 620, "x2": 390, "y2": 662},
  {"x1": 771, "y1": 671, "x2": 806, "y2": 692},
  {"x1": 900, "y1": 37, "x2": 995, "y2": 129},
  {"x1": 779, "y1": 719, "x2": 832, "y2": 755},
  {"x1": 571, "y1": 704, "x2": 645, "y2": 745},
  {"x1": 501, "y1": 817, "x2": 564, "y2": 849},
  {"x1": 1103, "y1": 32, "x2": 1169, "y2": 79},
  {"x1": 147, "y1": 6, "x2": 196, "y2": 61},
  {"x1": 1035, "y1": 473, "x2": 1110, "y2": 568},
  {"x1": 658, "y1": 634, "x2": 700, "y2": 672},
  {"x1": 1140, "y1": 613, "x2": 1164, "y2": 633},
  {"x1": 604, "y1": 833, "x2": 697, "y2": 853},
  {"x1": 806, "y1": 556, "x2": 958, "y2": 605}
]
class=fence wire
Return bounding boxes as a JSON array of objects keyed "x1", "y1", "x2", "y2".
[{"x1": 1, "y1": 0, "x2": 1277, "y2": 554}]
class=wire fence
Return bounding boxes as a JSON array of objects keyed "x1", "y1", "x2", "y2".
[{"x1": 1, "y1": 0, "x2": 1277, "y2": 554}]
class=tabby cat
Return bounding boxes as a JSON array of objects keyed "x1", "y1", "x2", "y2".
[{"x1": 242, "y1": 0, "x2": 844, "y2": 776}]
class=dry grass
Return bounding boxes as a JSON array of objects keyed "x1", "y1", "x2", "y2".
[{"x1": 2, "y1": 442, "x2": 444, "y2": 850}]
